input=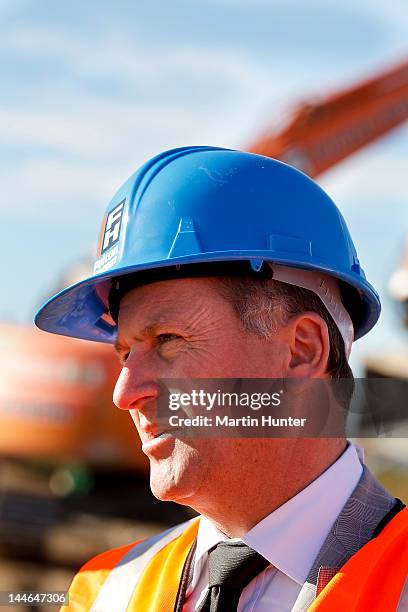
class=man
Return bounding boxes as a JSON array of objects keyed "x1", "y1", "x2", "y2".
[{"x1": 36, "y1": 146, "x2": 408, "y2": 611}]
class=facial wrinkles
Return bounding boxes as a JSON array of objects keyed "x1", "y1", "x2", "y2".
[
  {"x1": 116, "y1": 283, "x2": 243, "y2": 452},
  {"x1": 117, "y1": 287, "x2": 237, "y2": 373},
  {"x1": 171, "y1": 305, "x2": 233, "y2": 373}
]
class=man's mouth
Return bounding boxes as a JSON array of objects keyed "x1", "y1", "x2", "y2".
[
  {"x1": 140, "y1": 426, "x2": 185, "y2": 454},
  {"x1": 144, "y1": 427, "x2": 182, "y2": 441},
  {"x1": 153, "y1": 430, "x2": 175, "y2": 439}
]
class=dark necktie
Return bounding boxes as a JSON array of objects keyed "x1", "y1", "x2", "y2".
[{"x1": 196, "y1": 540, "x2": 271, "y2": 612}]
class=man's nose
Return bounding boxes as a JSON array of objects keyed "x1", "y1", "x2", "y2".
[{"x1": 113, "y1": 358, "x2": 159, "y2": 411}]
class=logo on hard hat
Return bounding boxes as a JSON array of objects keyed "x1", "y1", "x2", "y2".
[
  {"x1": 100, "y1": 199, "x2": 125, "y2": 254},
  {"x1": 94, "y1": 199, "x2": 126, "y2": 275}
]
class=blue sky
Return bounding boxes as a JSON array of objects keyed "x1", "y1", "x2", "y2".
[{"x1": 1, "y1": 0, "x2": 408, "y2": 370}]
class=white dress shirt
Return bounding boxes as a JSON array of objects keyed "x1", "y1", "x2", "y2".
[{"x1": 183, "y1": 443, "x2": 364, "y2": 611}]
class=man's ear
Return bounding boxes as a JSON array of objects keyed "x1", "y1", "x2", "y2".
[{"x1": 286, "y1": 312, "x2": 330, "y2": 377}]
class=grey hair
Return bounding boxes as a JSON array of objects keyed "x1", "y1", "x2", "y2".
[{"x1": 215, "y1": 275, "x2": 354, "y2": 382}]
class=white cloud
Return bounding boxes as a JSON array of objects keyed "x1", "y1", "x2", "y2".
[
  {"x1": 0, "y1": 23, "x2": 299, "y2": 223},
  {"x1": 4, "y1": 23, "x2": 278, "y2": 95},
  {"x1": 2, "y1": 19, "x2": 407, "y2": 227}
]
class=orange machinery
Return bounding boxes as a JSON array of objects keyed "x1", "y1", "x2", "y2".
[
  {"x1": 248, "y1": 57, "x2": 408, "y2": 177},
  {"x1": 0, "y1": 323, "x2": 147, "y2": 470}
]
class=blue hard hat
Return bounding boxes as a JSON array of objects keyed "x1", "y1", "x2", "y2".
[{"x1": 35, "y1": 146, "x2": 380, "y2": 343}]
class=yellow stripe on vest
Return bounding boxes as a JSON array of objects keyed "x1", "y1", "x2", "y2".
[
  {"x1": 127, "y1": 518, "x2": 200, "y2": 612},
  {"x1": 89, "y1": 518, "x2": 199, "y2": 611}
]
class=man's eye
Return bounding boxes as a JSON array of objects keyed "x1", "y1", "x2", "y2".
[{"x1": 157, "y1": 333, "x2": 180, "y2": 344}]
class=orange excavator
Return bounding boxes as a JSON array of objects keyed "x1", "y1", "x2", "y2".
[
  {"x1": 248, "y1": 56, "x2": 408, "y2": 177},
  {"x1": 0, "y1": 56, "x2": 407, "y2": 526},
  {"x1": 0, "y1": 323, "x2": 142, "y2": 470}
]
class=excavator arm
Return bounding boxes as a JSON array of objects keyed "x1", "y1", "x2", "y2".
[{"x1": 248, "y1": 57, "x2": 408, "y2": 177}]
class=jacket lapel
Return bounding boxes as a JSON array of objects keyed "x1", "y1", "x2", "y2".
[{"x1": 292, "y1": 465, "x2": 395, "y2": 611}]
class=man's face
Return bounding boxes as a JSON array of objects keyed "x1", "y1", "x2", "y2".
[{"x1": 113, "y1": 277, "x2": 290, "y2": 507}]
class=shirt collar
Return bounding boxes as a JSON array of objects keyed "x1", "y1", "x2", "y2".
[{"x1": 192, "y1": 442, "x2": 364, "y2": 589}]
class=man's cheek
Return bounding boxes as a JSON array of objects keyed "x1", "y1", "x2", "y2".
[
  {"x1": 187, "y1": 340, "x2": 224, "y2": 364},
  {"x1": 158, "y1": 344, "x2": 185, "y2": 362},
  {"x1": 170, "y1": 343, "x2": 217, "y2": 373}
]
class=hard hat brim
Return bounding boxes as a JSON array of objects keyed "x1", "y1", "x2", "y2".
[{"x1": 35, "y1": 250, "x2": 380, "y2": 344}]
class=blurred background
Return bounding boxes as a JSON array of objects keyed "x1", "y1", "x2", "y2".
[{"x1": 1, "y1": 0, "x2": 408, "y2": 608}]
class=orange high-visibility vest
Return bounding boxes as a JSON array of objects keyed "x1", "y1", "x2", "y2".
[{"x1": 62, "y1": 509, "x2": 408, "y2": 612}]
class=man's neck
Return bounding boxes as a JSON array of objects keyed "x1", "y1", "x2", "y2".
[{"x1": 189, "y1": 438, "x2": 347, "y2": 538}]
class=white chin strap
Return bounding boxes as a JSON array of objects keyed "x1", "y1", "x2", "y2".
[{"x1": 268, "y1": 263, "x2": 354, "y2": 359}]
